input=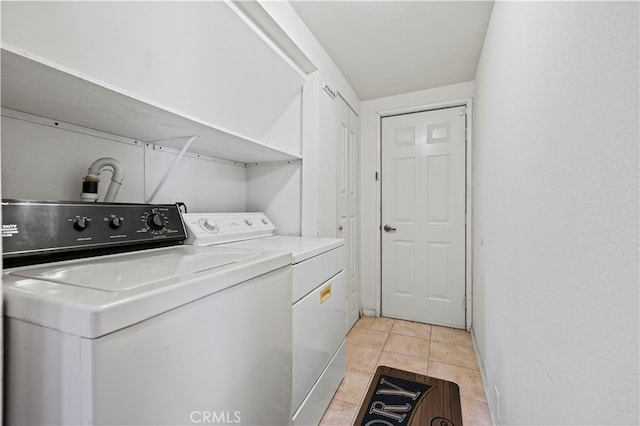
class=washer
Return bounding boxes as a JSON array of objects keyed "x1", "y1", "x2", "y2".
[
  {"x1": 182, "y1": 212, "x2": 346, "y2": 426},
  {"x1": 2, "y1": 200, "x2": 293, "y2": 426}
]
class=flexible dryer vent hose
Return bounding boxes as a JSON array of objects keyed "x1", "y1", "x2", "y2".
[{"x1": 81, "y1": 157, "x2": 124, "y2": 203}]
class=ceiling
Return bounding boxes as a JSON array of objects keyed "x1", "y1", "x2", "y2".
[{"x1": 289, "y1": 1, "x2": 494, "y2": 101}]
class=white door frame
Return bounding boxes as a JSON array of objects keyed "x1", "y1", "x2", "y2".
[{"x1": 375, "y1": 97, "x2": 473, "y2": 330}]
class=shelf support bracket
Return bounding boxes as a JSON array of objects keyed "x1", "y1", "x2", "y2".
[{"x1": 146, "y1": 135, "x2": 199, "y2": 203}]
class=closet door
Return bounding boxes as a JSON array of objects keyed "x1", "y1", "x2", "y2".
[{"x1": 337, "y1": 97, "x2": 360, "y2": 331}]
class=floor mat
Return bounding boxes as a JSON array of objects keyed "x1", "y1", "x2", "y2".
[{"x1": 354, "y1": 365, "x2": 463, "y2": 426}]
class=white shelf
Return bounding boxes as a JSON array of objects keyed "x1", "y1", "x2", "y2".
[
  {"x1": 1, "y1": 47, "x2": 302, "y2": 164},
  {"x1": 0, "y1": 1, "x2": 311, "y2": 164}
]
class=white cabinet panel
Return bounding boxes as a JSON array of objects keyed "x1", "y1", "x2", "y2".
[
  {"x1": 336, "y1": 98, "x2": 360, "y2": 330},
  {"x1": 292, "y1": 270, "x2": 345, "y2": 414},
  {"x1": 1, "y1": 2, "x2": 306, "y2": 163}
]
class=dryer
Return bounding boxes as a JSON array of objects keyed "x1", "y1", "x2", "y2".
[
  {"x1": 182, "y1": 212, "x2": 346, "y2": 426},
  {"x1": 2, "y1": 200, "x2": 293, "y2": 426}
]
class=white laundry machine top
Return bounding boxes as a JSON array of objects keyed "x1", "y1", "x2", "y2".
[
  {"x1": 182, "y1": 212, "x2": 344, "y2": 302},
  {"x1": 11, "y1": 246, "x2": 260, "y2": 291},
  {"x1": 220, "y1": 236, "x2": 343, "y2": 264},
  {"x1": 2, "y1": 201, "x2": 291, "y2": 339},
  {"x1": 4, "y1": 245, "x2": 290, "y2": 339},
  {"x1": 182, "y1": 212, "x2": 343, "y2": 263}
]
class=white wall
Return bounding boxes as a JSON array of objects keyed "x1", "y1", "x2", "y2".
[
  {"x1": 246, "y1": 162, "x2": 301, "y2": 236},
  {"x1": 473, "y1": 2, "x2": 639, "y2": 424},
  {"x1": 143, "y1": 145, "x2": 247, "y2": 212},
  {"x1": 252, "y1": 90, "x2": 303, "y2": 235},
  {"x1": 1, "y1": 115, "x2": 145, "y2": 203},
  {"x1": 359, "y1": 82, "x2": 475, "y2": 315},
  {"x1": 1, "y1": 114, "x2": 247, "y2": 212},
  {"x1": 259, "y1": 1, "x2": 361, "y2": 237}
]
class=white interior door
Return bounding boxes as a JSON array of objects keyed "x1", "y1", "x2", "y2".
[
  {"x1": 337, "y1": 97, "x2": 360, "y2": 331},
  {"x1": 381, "y1": 106, "x2": 466, "y2": 328}
]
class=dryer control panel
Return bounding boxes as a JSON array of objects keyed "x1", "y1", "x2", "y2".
[
  {"x1": 2, "y1": 200, "x2": 187, "y2": 266},
  {"x1": 182, "y1": 212, "x2": 275, "y2": 246}
]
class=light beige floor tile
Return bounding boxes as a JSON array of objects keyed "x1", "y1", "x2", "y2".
[
  {"x1": 333, "y1": 367, "x2": 372, "y2": 406},
  {"x1": 429, "y1": 340, "x2": 479, "y2": 370},
  {"x1": 346, "y1": 326, "x2": 388, "y2": 350},
  {"x1": 354, "y1": 316, "x2": 395, "y2": 333},
  {"x1": 346, "y1": 344, "x2": 381, "y2": 374},
  {"x1": 431, "y1": 325, "x2": 473, "y2": 347},
  {"x1": 461, "y1": 396, "x2": 493, "y2": 425},
  {"x1": 319, "y1": 398, "x2": 359, "y2": 426},
  {"x1": 382, "y1": 333, "x2": 430, "y2": 360},
  {"x1": 377, "y1": 350, "x2": 430, "y2": 376},
  {"x1": 390, "y1": 319, "x2": 432, "y2": 340},
  {"x1": 325, "y1": 320, "x2": 489, "y2": 426},
  {"x1": 428, "y1": 361, "x2": 486, "y2": 402}
]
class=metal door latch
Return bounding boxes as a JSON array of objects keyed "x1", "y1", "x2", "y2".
[{"x1": 383, "y1": 225, "x2": 397, "y2": 232}]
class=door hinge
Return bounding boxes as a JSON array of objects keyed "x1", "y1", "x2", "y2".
[{"x1": 375, "y1": 171, "x2": 381, "y2": 181}]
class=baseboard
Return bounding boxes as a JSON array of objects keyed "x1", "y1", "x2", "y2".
[
  {"x1": 361, "y1": 308, "x2": 377, "y2": 317},
  {"x1": 470, "y1": 326, "x2": 498, "y2": 426}
]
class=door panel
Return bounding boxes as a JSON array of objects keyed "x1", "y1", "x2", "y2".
[
  {"x1": 395, "y1": 157, "x2": 415, "y2": 221},
  {"x1": 427, "y1": 155, "x2": 451, "y2": 223},
  {"x1": 381, "y1": 106, "x2": 466, "y2": 328},
  {"x1": 394, "y1": 240, "x2": 415, "y2": 295},
  {"x1": 337, "y1": 98, "x2": 360, "y2": 331}
]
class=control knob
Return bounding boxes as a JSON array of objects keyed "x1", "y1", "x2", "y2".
[
  {"x1": 147, "y1": 213, "x2": 165, "y2": 231},
  {"x1": 201, "y1": 219, "x2": 219, "y2": 233},
  {"x1": 109, "y1": 217, "x2": 124, "y2": 229},
  {"x1": 73, "y1": 217, "x2": 89, "y2": 231}
]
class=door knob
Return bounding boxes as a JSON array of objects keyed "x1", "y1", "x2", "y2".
[
  {"x1": 338, "y1": 225, "x2": 344, "y2": 231},
  {"x1": 383, "y1": 225, "x2": 397, "y2": 232}
]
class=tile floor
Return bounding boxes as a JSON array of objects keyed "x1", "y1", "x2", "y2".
[{"x1": 319, "y1": 316, "x2": 493, "y2": 425}]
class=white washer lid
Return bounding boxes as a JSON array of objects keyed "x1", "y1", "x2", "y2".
[{"x1": 11, "y1": 247, "x2": 259, "y2": 291}]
